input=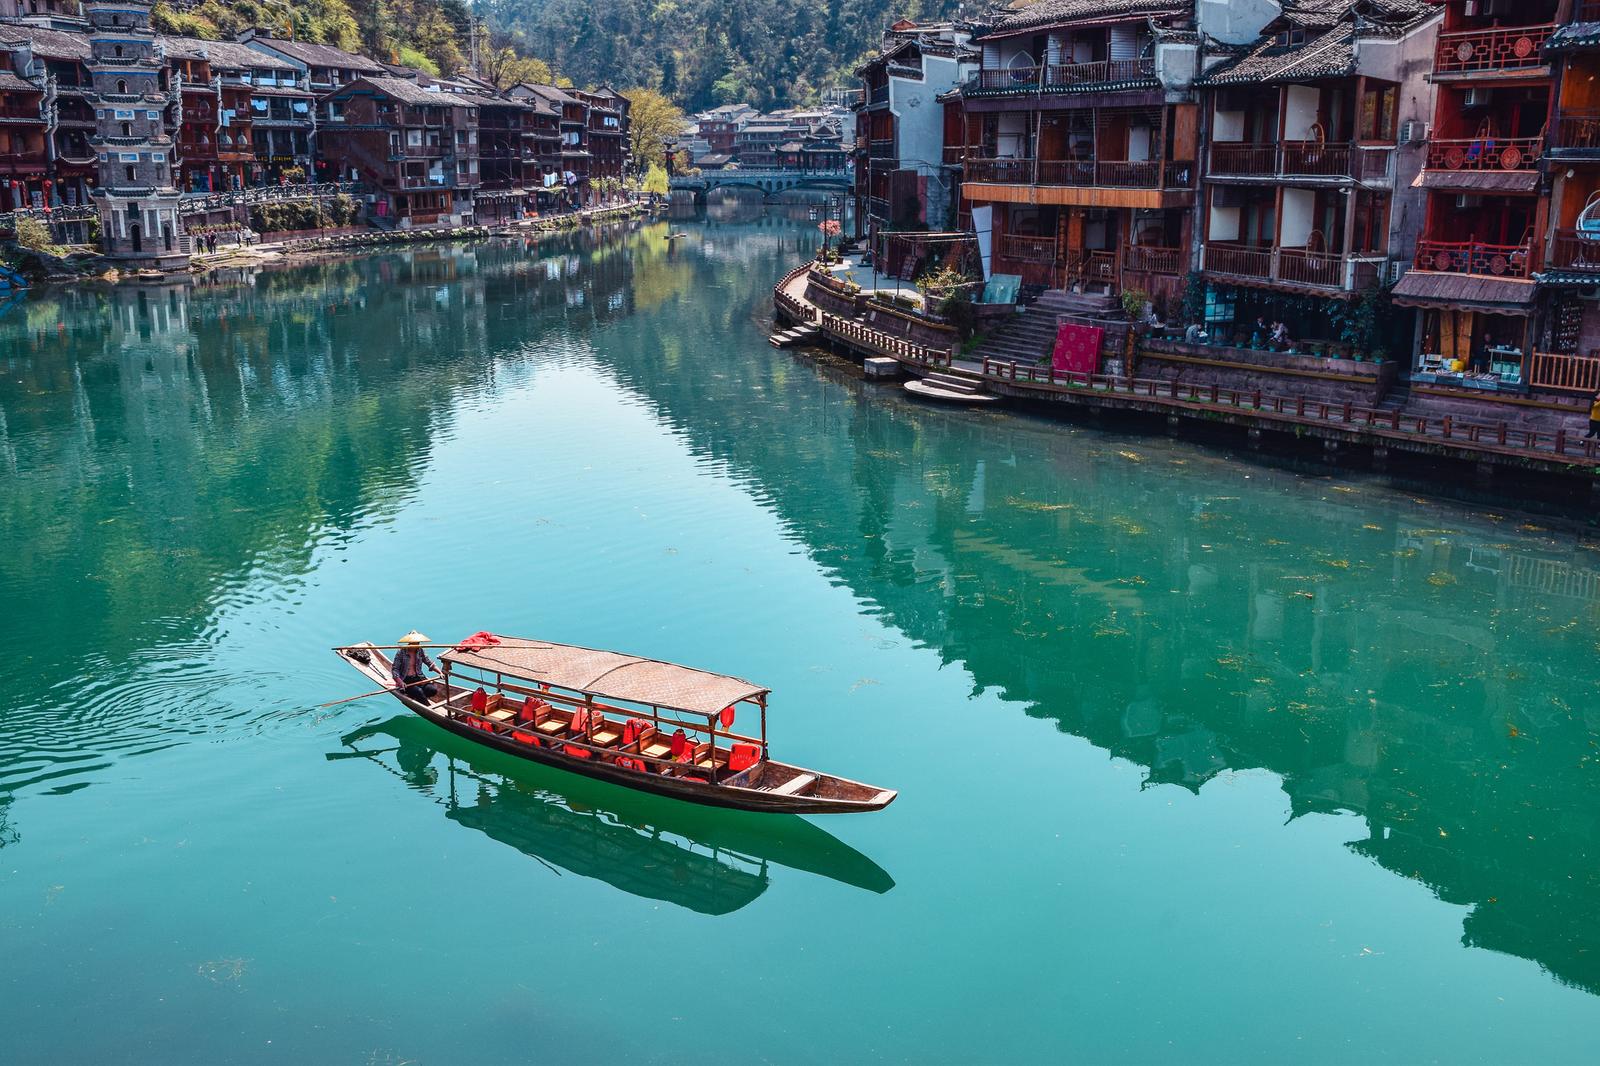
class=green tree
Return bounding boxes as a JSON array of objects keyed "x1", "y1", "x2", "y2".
[
  {"x1": 622, "y1": 87, "x2": 684, "y2": 172},
  {"x1": 641, "y1": 162, "x2": 669, "y2": 196}
]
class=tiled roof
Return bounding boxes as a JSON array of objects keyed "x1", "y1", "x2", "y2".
[
  {"x1": 1535, "y1": 269, "x2": 1600, "y2": 286},
  {"x1": 0, "y1": 24, "x2": 91, "y2": 61},
  {"x1": 337, "y1": 76, "x2": 477, "y2": 107},
  {"x1": 246, "y1": 36, "x2": 385, "y2": 72},
  {"x1": 160, "y1": 36, "x2": 299, "y2": 71},
  {"x1": 0, "y1": 70, "x2": 40, "y2": 94},
  {"x1": 1416, "y1": 169, "x2": 1539, "y2": 195},
  {"x1": 514, "y1": 82, "x2": 581, "y2": 107},
  {"x1": 1199, "y1": 24, "x2": 1356, "y2": 85},
  {"x1": 1198, "y1": 0, "x2": 1434, "y2": 86},
  {"x1": 986, "y1": 0, "x2": 1184, "y2": 34},
  {"x1": 1391, "y1": 271, "x2": 1535, "y2": 310},
  {"x1": 1546, "y1": 21, "x2": 1600, "y2": 52}
]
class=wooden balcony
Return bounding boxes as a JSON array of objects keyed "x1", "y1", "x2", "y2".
[
  {"x1": 1000, "y1": 233, "x2": 1058, "y2": 263},
  {"x1": 1209, "y1": 142, "x2": 1277, "y2": 177},
  {"x1": 1203, "y1": 243, "x2": 1380, "y2": 291},
  {"x1": 1277, "y1": 248, "x2": 1346, "y2": 288},
  {"x1": 1204, "y1": 242, "x2": 1273, "y2": 281},
  {"x1": 1123, "y1": 243, "x2": 1184, "y2": 276},
  {"x1": 1209, "y1": 141, "x2": 1392, "y2": 181},
  {"x1": 1069, "y1": 249, "x2": 1118, "y2": 287},
  {"x1": 966, "y1": 157, "x2": 1192, "y2": 190},
  {"x1": 1433, "y1": 24, "x2": 1555, "y2": 77},
  {"x1": 1043, "y1": 58, "x2": 1155, "y2": 89},
  {"x1": 1528, "y1": 351, "x2": 1600, "y2": 393},
  {"x1": 1281, "y1": 141, "x2": 1350, "y2": 178},
  {"x1": 1424, "y1": 136, "x2": 1541, "y2": 172},
  {"x1": 1548, "y1": 230, "x2": 1600, "y2": 272},
  {"x1": 972, "y1": 67, "x2": 1042, "y2": 92},
  {"x1": 1413, "y1": 238, "x2": 1534, "y2": 278},
  {"x1": 1550, "y1": 111, "x2": 1600, "y2": 154}
]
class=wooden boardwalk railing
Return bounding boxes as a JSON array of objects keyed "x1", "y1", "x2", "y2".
[
  {"x1": 773, "y1": 264, "x2": 1600, "y2": 473},
  {"x1": 973, "y1": 358, "x2": 1600, "y2": 463}
]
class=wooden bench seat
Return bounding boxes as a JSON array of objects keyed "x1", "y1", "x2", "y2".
[{"x1": 768, "y1": 773, "x2": 817, "y2": 797}]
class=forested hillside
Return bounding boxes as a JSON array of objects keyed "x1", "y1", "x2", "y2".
[
  {"x1": 477, "y1": 0, "x2": 963, "y2": 111},
  {"x1": 150, "y1": 0, "x2": 554, "y2": 84}
]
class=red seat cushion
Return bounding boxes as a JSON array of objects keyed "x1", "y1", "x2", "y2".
[{"x1": 729, "y1": 744, "x2": 760, "y2": 772}]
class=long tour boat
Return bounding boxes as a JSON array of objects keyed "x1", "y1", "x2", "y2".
[{"x1": 333, "y1": 633, "x2": 897, "y2": 814}]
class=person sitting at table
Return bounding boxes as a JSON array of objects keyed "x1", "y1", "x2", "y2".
[
  {"x1": 391, "y1": 630, "x2": 440, "y2": 702},
  {"x1": 1270, "y1": 320, "x2": 1291, "y2": 351}
]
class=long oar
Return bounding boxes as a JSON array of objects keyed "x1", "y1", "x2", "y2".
[{"x1": 317, "y1": 676, "x2": 446, "y2": 709}]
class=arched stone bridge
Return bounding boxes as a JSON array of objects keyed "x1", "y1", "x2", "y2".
[{"x1": 669, "y1": 169, "x2": 852, "y2": 203}]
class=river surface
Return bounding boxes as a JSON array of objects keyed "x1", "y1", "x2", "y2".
[{"x1": 3, "y1": 206, "x2": 1600, "y2": 1064}]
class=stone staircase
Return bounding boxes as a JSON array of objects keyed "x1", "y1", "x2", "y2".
[{"x1": 971, "y1": 289, "x2": 1121, "y2": 367}]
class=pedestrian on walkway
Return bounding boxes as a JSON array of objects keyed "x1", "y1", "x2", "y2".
[{"x1": 1587, "y1": 391, "x2": 1600, "y2": 439}]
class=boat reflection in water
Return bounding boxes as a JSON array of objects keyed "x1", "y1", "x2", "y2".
[{"x1": 332, "y1": 715, "x2": 894, "y2": 915}]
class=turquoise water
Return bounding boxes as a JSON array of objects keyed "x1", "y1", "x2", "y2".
[{"x1": 3, "y1": 208, "x2": 1600, "y2": 1063}]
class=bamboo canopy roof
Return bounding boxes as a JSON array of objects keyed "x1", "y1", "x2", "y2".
[{"x1": 442, "y1": 636, "x2": 769, "y2": 715}]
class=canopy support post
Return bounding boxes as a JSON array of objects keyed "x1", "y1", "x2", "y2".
[
  {"x1": 708, "y1": 712, "x2": 718, "y2": 785},
  {"x1": 758, "y1": 694, "x2": 767, "y2": 762}
]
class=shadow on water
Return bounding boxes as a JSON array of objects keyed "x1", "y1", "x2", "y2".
[{"x1": 331, "y1": 714, "x2": 894, "y2": 915}]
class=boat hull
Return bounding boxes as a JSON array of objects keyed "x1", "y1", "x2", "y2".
[{"x1": 335, "y1": 645, "x2": 895, "y2": 814}]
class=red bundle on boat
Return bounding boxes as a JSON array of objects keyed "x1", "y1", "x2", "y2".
[{"x1": 455, "y1": 631, "x2": 502, "y2": 652}]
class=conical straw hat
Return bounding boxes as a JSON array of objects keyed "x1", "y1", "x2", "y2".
[{"x1": 397, "y1": 630, "x2": 430, "y2": 646}]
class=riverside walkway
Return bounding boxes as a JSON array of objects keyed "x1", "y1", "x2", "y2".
[{"x1": 775, "y1": 264, "x2": 1600, "y2": 484}]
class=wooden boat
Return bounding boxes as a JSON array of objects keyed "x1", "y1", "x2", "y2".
[{"x1": 333, "y1": 634, "x2": 896, "y2": 814}]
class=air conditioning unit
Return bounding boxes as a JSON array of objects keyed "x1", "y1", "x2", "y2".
[
  {"x1": 1398, "y1": 119, "x2": 1428, "y2": 146},
  {"x1": 1462, "y1": 88, "x2": 1493, "y2": 108},
  {"x1": 1385, "y1": 260, "x2": 1409, "y2": 285},
  {"x1": 1456, "y1": 193, "x2": 1483, "y2": 209}
]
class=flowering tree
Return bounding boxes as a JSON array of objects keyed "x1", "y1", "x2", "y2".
[{"x1": 817, "y1": 218, "x2": 842, "y2": 255}]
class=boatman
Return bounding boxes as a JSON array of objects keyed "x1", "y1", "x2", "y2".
[{"x1": 391, "y1": 631, "x2": 440, "y2": 702}]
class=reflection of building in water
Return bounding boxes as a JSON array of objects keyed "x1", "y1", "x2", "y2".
[
  {"x1": 0, "y1": 222, "x2": 679, "y2": 807},
  {"x1": 581, "y1": 304, "x2": 1600, "y2": 997},
  {"x1": 338, "y1": 715, "x2": 893, "y2": 914}
]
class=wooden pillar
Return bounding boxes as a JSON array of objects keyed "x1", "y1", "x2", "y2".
[{"x1": 759, "y1": 694, "x2": 768, "y2": 760}]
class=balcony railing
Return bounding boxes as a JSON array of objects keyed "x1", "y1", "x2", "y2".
[
  {"x1": 1580, "y1": 0, "x2": 1600, "y2": 19},
  {"x1": 1413, "y1": 238, "x2": 1534, "y2": 278},
  {"x1": 1277, "y1": 248, "x2": 1346, "y2": 287},
  {"x1": 1044, "y1": 58, "x2": 1155, "y2": 88},
  {"x1": 1209, "y1": 142, "x2": 1279, "y2": 177},
  {"x1": 942, "y1": 144, "x2": 965, "y2": 164},
  {"x1": 869, "y1": 84, "x2": 889, "y2": 106},
  {"x1": 1205, "y1": 243, "x2": 1274, "y2": 281},
  {"x1": 1067, "y1": 249, "x2": 1119, "y2": 286},
  {"x1": 1552, "y1": 111, "x2": 1600, "y2": 152},
  {"x1": 1203, "y1": 244, "x2": 1378, "y2": 290},
  {"x1": 1123, "y1": 243, "x2": 1183, "y2": 275},
  {"x1": 1548, "y1": 230, "x2": 1600, "y2": 271},
  {"x1": 1281, "y1": 141, "x2": 1350, "y2": 177},
  {"x1": 868, "y1": 138, "x2": 894, "y2": 158},
  {"x1": 1425, "y1": 136, "x2": 1541, "y2": 172},
  {"x1": 1000, "y1": 234, "x2": 1058, "y2": 263},
  {"x1": 966, "y1": 156, "x2": 1193, "y2": 190},
  {"x1": 1434, "y1": 24, "x2": 1555, "y2": 76},
  {"x1": 0, "y1": 105, "x2": 43, "y2": 120},
  {"x1": 973, "y1": 66, "x2": 1041, "y2": 92},
  {"x1": 1209, "y1": 141, "x2": 1391, "y2": 181},
  {"x1": 1528, "y1": 351, "x2": 1600, "y2": 392}
]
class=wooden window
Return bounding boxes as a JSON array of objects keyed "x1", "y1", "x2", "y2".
[{"x1": 1358, "y1": 85, "x2": 1397, "y2": 141}]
